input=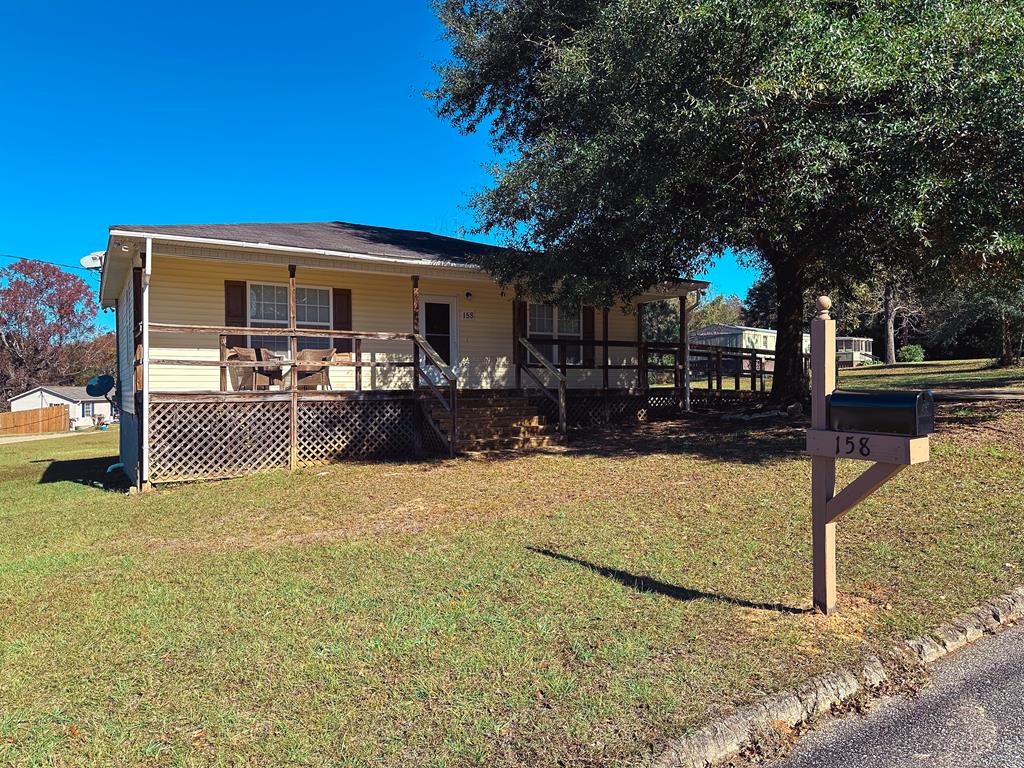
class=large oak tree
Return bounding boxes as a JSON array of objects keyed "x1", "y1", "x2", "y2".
[{"x1": 432, "y1": 0, "x2": 1024, "y2": 402}]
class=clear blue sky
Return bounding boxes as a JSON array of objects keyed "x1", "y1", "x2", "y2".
[{"x1": 0, "y1": 1, "x2": 759, "y2": 330}]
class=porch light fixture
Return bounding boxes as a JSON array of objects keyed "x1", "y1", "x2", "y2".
[{"x1": 465, "y1": 291, "x2": 473, "y2": 301}]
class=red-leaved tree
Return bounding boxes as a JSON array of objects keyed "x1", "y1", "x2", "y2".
[{"x1": 0, "y1": 260, "x2": 112, "y2": 408}]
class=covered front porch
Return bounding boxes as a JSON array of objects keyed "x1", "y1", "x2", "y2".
[
  {"x1": 107, "y1": 226, "x2": 780, "y2": 484},
  {"x1": 140, "y1": 269, "x2": 775, "y2": 483}
]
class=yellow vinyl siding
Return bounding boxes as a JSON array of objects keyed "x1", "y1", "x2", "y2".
[{"x1": 147, "y1": 251, "x2": 639, "y2": 392}]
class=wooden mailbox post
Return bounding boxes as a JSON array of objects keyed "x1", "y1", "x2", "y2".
[{"x1": 807, "y1": 296, "x2": 931, "y2": 614}]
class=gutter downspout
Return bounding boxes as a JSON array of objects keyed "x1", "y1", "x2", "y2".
[{"x1": 141, "y1": 237, "x2": 152, "y2": 487}]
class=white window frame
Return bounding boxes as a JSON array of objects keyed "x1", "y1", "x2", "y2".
[
  {"x1": 246, "y1": 281, "x2": 333, "y2": 355},
  {"x1": 82, "y1": 401, "x2": 95, "y2": 418},
  {"x1": 527, "y1": 302, "x2": 583, "y2": 365}
]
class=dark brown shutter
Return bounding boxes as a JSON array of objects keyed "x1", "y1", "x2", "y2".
[
  {"x1": 514, "y1": 299, "x2": 528, "y2": 363},
  {"x1": 333, "y1": 288, "x2": 353, "y2": 354},
  {"x1": 224, "y1": 280, "x2": 246, "y2": 348},
  {"x1": 582, "y1": 305, "x2": 596, "y2": 367}
]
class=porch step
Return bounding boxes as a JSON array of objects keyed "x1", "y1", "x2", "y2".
[
  {"x1": 456, "y1": 422, "x2": 554, "y2": 440},
  {"x1": 454, "y1": 413, "x2": 544, "y2": 428},
  {"x1": 428, "y1": 392, "x2": 563, "y2": 453},
  {"x1": 430, "y1": 400, "x2": 533, "y2": 415},
  {"x1": 459, "y1": 432, "x2": 566, "y2": 452}
]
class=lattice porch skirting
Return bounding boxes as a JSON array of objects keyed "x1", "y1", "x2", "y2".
[
  {"x1": 148, "y1": 394, "x2": 435, "y2": 483},
  {"x1": 530, "y1": 388, "x2": 767, "y2": 429}
]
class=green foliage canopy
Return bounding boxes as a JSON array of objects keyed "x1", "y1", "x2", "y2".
[{"x1": 433, "y1": 0, "x2": 1024, "y2": 398}]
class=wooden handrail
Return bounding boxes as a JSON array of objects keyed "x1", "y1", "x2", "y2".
[
  {"x1": 520, "y1": 334, "x2": 789, "y2": 363},
  {"x1": 521, "y1": 363, "x2": 558, "y2": 406},
  {"x1": 518, "y1": 337, "x2": 567, "y2": 437},
  {"x1": 519, "y1": 338, "x2": 565, "y2": 383},
  {"x1": 411, "y1": 334, "x2": 458, "y2": 457},
  {"x1": 411, "y1": 334, "x2": 457, "y2": 382}
]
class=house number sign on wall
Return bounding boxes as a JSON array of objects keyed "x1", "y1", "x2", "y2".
[{"x1": 462, "y1": 311, "x2": 475, "y2": 320}]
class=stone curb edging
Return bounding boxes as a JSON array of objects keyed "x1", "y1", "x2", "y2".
[{"x1": 653, "y1": 586, "x2": 1024, "y2": 768}]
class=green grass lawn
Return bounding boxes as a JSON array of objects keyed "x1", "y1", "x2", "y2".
[
  {"x1": 841, "y1": 358, "x2": 1024, "y2": 392},
  {"x1": 1, "y1": 404, "x2": 1023, "y2": 767}
]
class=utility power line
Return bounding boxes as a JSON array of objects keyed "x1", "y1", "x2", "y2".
[{"x1": 0, "y1": 253, "x2": 102, "y2": 280}]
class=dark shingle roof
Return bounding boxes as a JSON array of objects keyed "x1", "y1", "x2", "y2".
[
  {"x1": 110, "y1": 221, "x2": 504, "y2": 265},
  {"x1": 17, "y1": 386, "x2": 104, "y2": 402}
]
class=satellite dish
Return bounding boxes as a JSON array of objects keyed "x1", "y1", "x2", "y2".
[
  {"x1": 86, "y1": 374, "x2": 115, "y2": 398},
  {"x1": 80, "y1": 251, "x2": 104, "y2": 270}
]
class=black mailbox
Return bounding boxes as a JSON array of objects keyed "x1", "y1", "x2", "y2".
[{"x1": 827, "y1": 389, "x2": 935, "y2": 436}]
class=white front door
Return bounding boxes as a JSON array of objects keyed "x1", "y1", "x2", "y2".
[{"x1": 420, "y1": 296, "x2": 458, "y2": 383}]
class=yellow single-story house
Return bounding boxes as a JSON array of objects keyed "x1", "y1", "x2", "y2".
[{"x1": 99, "y1": 221, "x2": 711, "y2": 487}]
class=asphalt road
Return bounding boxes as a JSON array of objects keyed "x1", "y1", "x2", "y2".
[{"x1": 773, "y1": 623, "x2": 1024, "y2": 768}]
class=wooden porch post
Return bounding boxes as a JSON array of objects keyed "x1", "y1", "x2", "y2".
[
  {"x1": 354, "y1": 338, "x2": 363, "y2": 391},
  {"x1": 601, "y1": 308, "x2": 610, "y2": 391},
  {"x1": 684, "y1": 296, "x2": 692, "y2": 415},
  {"x1": 219, "y1": 334, "x2": 228, "y2": 392},
  {"x1": 288, "y1": 264, "x2": 298, "y2": 470},
  {"x1": 411, "y1": 275, "x2": 420, "y2": 391},
  {"x1": 636, "y1": 302, "x2": 646, "y2": 391},
  {"x1": 513, "y1": 298, "x2": 523, "y2": 390}
]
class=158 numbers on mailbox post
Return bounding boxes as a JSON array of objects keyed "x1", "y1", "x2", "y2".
[{"x1": 835, "y1": 434, "x2": 871, "y2": 457}]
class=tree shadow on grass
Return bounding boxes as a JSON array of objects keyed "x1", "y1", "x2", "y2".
[
  {"x1": 34, "y1": 455, "x2": 131, "y2": 491},
  {"x1": 559, "y1": 414, "x2": 808, "y2": 465},
  {"x1": 528, "y1": 546, "x2": 809, "y2": 615}
]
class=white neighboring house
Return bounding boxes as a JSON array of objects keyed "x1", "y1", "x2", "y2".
[
  {"x1": 9, "y1": 386, "x2": 113, "y2": 429},
  {"x1": 689, "y1": 324, "x2": 875, "y2": 366}
]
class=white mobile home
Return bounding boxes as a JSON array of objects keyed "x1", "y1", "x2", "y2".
[{"x1": 690, "y1": 324, "x2": 873, "y2": 366}]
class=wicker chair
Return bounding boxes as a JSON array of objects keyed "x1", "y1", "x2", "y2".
[
  {"x1": 295, "y1": 348, "x2": 336, "y2": 390},
  {"x1": 256, "y1": 348, "x2": 285, "y2": 389},
  {"x1": 227, "y1": 347, "x2": 263, "y2": 391}
]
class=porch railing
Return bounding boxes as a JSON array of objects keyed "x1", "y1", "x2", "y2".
[
  {"x1": 412, "y1": 333, "x2": 458, "y2": 457},
  {"x1": 515, "y1": 335, "x2": 797, "y2": 400},
  {"x1": 517, "y1": 337, "x2": 567, "y2": 437},
  {"x1": 143, "y1": 322, "x2": 458, "y2": 461}
]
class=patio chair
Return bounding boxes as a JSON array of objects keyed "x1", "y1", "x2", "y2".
[
  {"x1": 256, "y1": 348, "x2": 286, "y2": 389},
  {"x1": 227, "y1": 347, "x2": 265, "y2": 391},
  {"x1": 295, "y1": 347, "x2": 336, "y2": 390}
]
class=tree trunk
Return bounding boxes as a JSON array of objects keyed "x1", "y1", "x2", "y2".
[
  {"x1": 883, "y1": 279, "x2": 897, "y2": 365},
  {"x1": 768, "y1": 256, "x2": 808, "y2": 405},
  {"x1": 999, "y1": 311, "x2": 1014, "y2": 367}
]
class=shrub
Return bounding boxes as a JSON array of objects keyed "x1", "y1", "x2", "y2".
[{"x1": 897, "y1": 344, "x2": 925, "y2": 363}]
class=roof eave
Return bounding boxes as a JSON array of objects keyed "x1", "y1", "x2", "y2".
[{"x1": 107, "y1": 228, "x2": 486, "y2": 273}]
